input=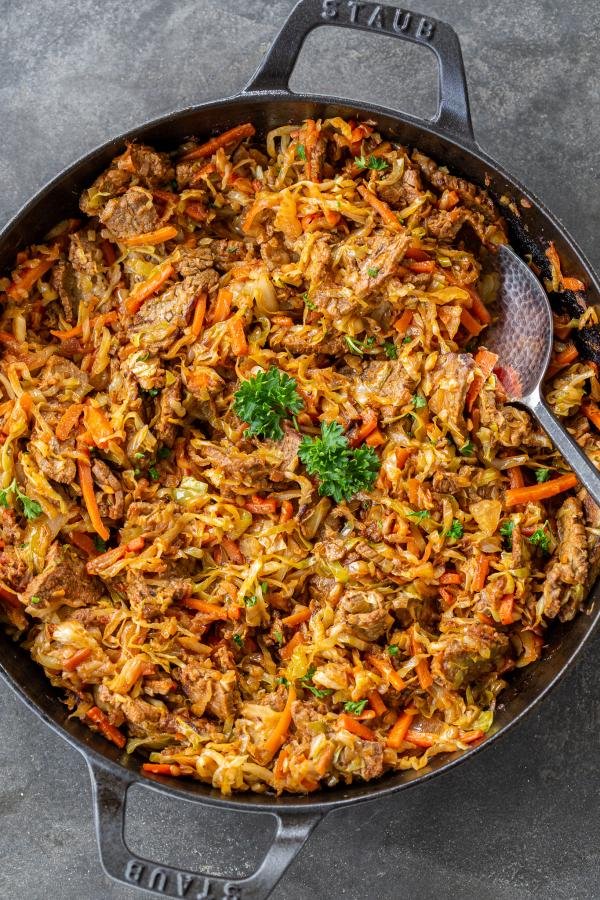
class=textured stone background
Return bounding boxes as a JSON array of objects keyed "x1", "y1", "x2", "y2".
[{"x1": 1, "y1": 1, "x2": 599, "y2": 897}]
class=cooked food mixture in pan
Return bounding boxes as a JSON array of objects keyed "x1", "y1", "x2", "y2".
[{"x1": 1, "y1": 118, "x2": 599, "y2": 794}]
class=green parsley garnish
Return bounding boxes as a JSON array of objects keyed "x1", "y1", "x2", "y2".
[
  {"x1": 276, "y1": 676, "x2": 290, "y2": 686},
  {"x1": 367, "y1": 266, "x2": 380, "y2": 278},
  {"x1": 296, "y1": 144, "x2": 306, "y2": 161},
  {"x1": 232, "y1": 634, "x2": 244, "y2": 648},
  {"x1": 134, "y1": 452, "x2": 145, "y2": 459},
  {"x1": 446, "y1": 519, "x2": 464, "y2": 540},
  {"x1": 407, "y1": 509, "x2": 429, "y2": 521},
  {"x1": 500, "y1": 519, "x2": 515, "y2": 549},
  {"x1": 412, "y1": 393, "x2": 427, "y2": 409},
  {"x1": 29, "y1": 595, "x2": 41, "y2": 605},
  {"x1": 157, "y1": 447, "x2": 172, "y2": 460},
  {"x1": 344, "y1": 335, "x2": 375, "y2": 356},
  {"x1": 460, "y1": 441, "x2": 475, "y2": 456},
  {"x1": 535, "y1": 468, "x2": 550, "y2": 483},
  {"x1": 403, "y1": 335, "x2": 412, "y2": 344},
  {"x1": 137, "y1": 352, "x2": 150, "y2": 362},
  {"x1": 383, "y1": 341, "x2": 397, "y2": 359},
  {"x1": 0, "y1": 480, "x2": 42, "y2": 520},
  {"x1": 273, "y1": 630, "x2": 283, "y2": 645},
  {"x1": 148, "y1": 466, "x2": 159, "y2": 481},
  {"x1": 344, "y1": 699, "x2": 368, "y2": 714},
  {"x1": 146, "y1": 388, "x2": 159, "y2": 397},
  {"x1": 233, "y1": 367, "x2": 303, "y2": 441},
  {"x1": 530, "y1": 527, "x2": 551, "y2": 554},
  {"x1": 306, "y1": 685, "x2": 333, "y2": 698},
  {"x1": 244, "y1": 595, "x2": 258, "y2": 607},
  {"x1": 94, "y1": 536, "x2": 107, "y2": 553},
  {"x1": 387, "y1": 644, "x2": 399, "y2": 656},
  {"x1": 260, "y1": 581, "x2": 268, "y2": 594},
  {"x1": 302, "y1": 291, "x2": 316, "y2": 311},
  {"x1": 298, "y1": 421, "x2": 380, "y2": 503},
  {"x1": 354, "y1": 154, "x2": 389, "y2": 171}
]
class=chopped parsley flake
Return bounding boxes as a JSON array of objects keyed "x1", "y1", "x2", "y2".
[
  {"x1": 460, "y1": 441, "x2": 475, "y2": 456},
  {"x1": 157, "y1": 447, "x2": 172, "y2": 460},
  {"x1": 383, "y1": 340, "x2": 398, "y2": 359},
  {"x1": 530, "y1": 527, "x2": 551, "y2": 554},
  {"x1": 296, "y1": 144, "x2": 306, "y2": 161},
  {"x1": 232, "y1": 634, "x2": 244, "y2": 648},
  {"x1": 148, "y1": 466, "x2": 159, "y2": 481},
  {"x1": 0, "y1": 479, "x2": 42, "y2": 519},
  {"x1": 355, "y1": 154, "x2": 389, "y2": 171},
  {"x1": 367, "y1": 266, "x2": 380, "y2": 278},
  {"x1": 94, "y1": 536, "x2": 108, "y2": 553},
  {"x1": 344, "y1": 699, "x2": 368, "y2": 714},
  {"x1": 244, "y1": 595, "x2": 258, "y2": 607},
  {"x1": 407, "y1": 509, "x2": 429, "y2": 521},
  {"x1": 273, "y1": 630, "x2": 283, "y2": 645},
  {"x1": 387, "y1": 644, "x2": 399, "y2": 656},
  {"x1": 446, "y1": 519, "x2": 464, "y2": 540},
  {"x1": 535, "y1": 468, "x2": 550, "y2": 483},
  {"x1": 500, "y1": 519, "x2": 515, "y2": 549},
  {"x1": 302, "y1": 292, "x2": 316, "y2": 311}
]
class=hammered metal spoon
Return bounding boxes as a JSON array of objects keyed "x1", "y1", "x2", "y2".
[{"x1": 481, "y1": 243, "x2": 600, "y2": 506}]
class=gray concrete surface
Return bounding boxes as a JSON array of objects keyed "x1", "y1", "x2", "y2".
[{"x1": 1, "y1": 0, "x2": 599, "y2": 897}]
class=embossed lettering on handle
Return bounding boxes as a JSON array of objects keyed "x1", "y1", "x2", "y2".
[{"x1": 243, "y1": 0, "x2": 475, "y2": 145}]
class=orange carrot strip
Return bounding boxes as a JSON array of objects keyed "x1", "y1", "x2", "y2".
[
  {"x1": 68, "y1": 531, "x2": 98, "y2": 557},
  {"x1": 546, "y1": 343, "x2": 578, "y2": 378},
  {"x1": 190, "y1": 161, "x2": 217, "y2": 185},
  {"x1": 50, "y1": 310, "x2": 119, "y2": 341},
  {"x1": 83, "y1": 404, "x2": 114, "y2": 448},
  {"x1": 208, "y1": 288, "x2": 232, "y2": 324},
  {"x1": 303, "y1": 119, "x2": 319, "y2": 182},
  {"x1": 179, "y1": 123, "x2": 256, "y2": 162},
  {"x1": 180, "y1": 598, "x2": 238, "y2": 621},
  {"x1": 358, "y1": 184, "x2": 403, "y2": 232},
  {"x1": 263, "y1": 684, "x2": 296, "y2": 761},
  {"x1": 86, "y1": 706, "x2": 125, "y2": 748},
  {"x1": 279, "y1": 500, "x2": 294, "y2": 523},
  {"x1": 365, "y1": 428, "x2": 386, "y2": 448},
  {"x1": 505, "y1": 473, "x2": 577, "y2": 507},
  {"x1": 7, "y1": 249, "x2": 58, "y2": 298},
  {"x1": 86, "y1": 537, "x2": 145, "y2": 575},
  {"x1": 190, "y1": 293, "x2": 207, "y2": 338},
  {"x1": 245, "y1": 495, "x2": 278, "y2": 515},
  {"x1": 395, "y1": 447, "x2": 412, "y2": 468},
  {"x1": 460, "y1": 729, "x2": 486, "y2": 744},
  {"x1": 406, "y1": 259, "x2": 435, "y2": 274},
  {"x1": 228, "y1": 317, "x2": 248, "y2": 356},
  {"x1": 142, "y1": 763, "x2": 186, "y2": 776},
  {"x1": 468, "y1": 289, "x2": 492, "y2": 325},
  {"x1": 386, "y1": 709, "x2": 417, "y2": 749},
  {"x1": 507, "y1": 466, "x2": 525, "y2": 490},
  {"x1": 64, "y1": 648, "x2": 92, "y2": 671},
  {"x1": 404, "y1": 246, "x2": 430, "y2": 261},
  {"x1": 460, "y1": 307, "x2": 484, "y2": 337},
  {"x1": 367, "y1": 654, "x2": 406, "y2": 692},
  {"x1": 581, "y1": 398, "x2": 600, "y2": 431},
  {"x1": 121, "y1": 225, "x2": 178, "y2": 248},
  {"x1": 415, "y1": 657, "x2": 433, "y2": 691},
  {"x1": 0, "y1": 331, "x2": 17, "y2": 343},
  {"x1": 561, "y1": 276, "x2": 586, "y2": 292},
  {"x1": 337, "y1": 714, "x2": 376, "y2": 741},
  {"x1": 125, "y1": 262, "x2": 174, "y2": 315},
  {"x1": 394, "y1": 309, "x2": 413, "y2": 336},
  {"x1": 56, "y1": 405, "x2": 85, "y2": 442},
  {"x1": 499, "y1": 594, "x2": 515, "y2": 625},
  {"x1": 368, "y1": 690, "x2": 387, "y2": 716},
  {"x1": 222, "y1": 537, "x2": 244, "y2": 564},
  {"x1": 472, "y1": 553, "x2": 490, "y2": 592},
  {"x1": 185, "y1": 202, "x2": 208, "y2": 222},
  {"x1": 440, "y1": 572, "x2": 463, "y2": 585},
  {"x1": 280, "y1": 630, "x2": 304, "y2": 661},
  {"x1": 465, "y1": 348, "x2": 499, "y2": 411},
  {"x1": 351, "y1": 409, "x2": 378, "y2": 446},
  {"x1": 77, "y1": 454, "x2": 109, "y2": 542},
  {"x1": 281, "y1": 607, "x2": 311, "y2": 627},
  {"x1": 405, "y1": 729, "x2": 435, "y2": 748}
]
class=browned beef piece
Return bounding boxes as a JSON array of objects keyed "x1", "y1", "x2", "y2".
[
  {"x1": 305, "y1": 236, "x2": 332, "y2": 288},
  {"x1": 580, "y1": 488, "x2": 600, "y2": 589},
  {"x1": 308, "y1": 134, "x2": 326, "y2": 182},
  {"x1": 270, "y1": 325, "x2": 347, "y2": 357},
  {"x1": 21, "y1": 543, "x2": 103, "y2": 609},
  {"x1": 260, "y1": 235, "x2": 292, "y2": 269},
  {"x1": 117, "y1": 143, "x2": 174, "y2": 187},
  {"x1": 334, "y1": 590, "x2": 393, "y2": 641},
  {"x1": 92, "y1": 459, "x2": 124, "y2": 521},
  {"x1": 378, "y1": 164, "x2": 423, "y2": 207},
  {"x1": 209, "y1": 679, "x2": 239, "y2": 720},
  {"x1": 31, "y1": 427, "x2": 76, "y2": 484},
  {"x1": 413, "y1": 149, "x2": 497, "y2": 223},
  {"x1": 173, "y1": 245, "x2": 213, "y2": 277},
  {"x1": 177, "y1": 660, "x2": 239, "y2": 720},
  {"x1": 427, "y1": 352, "x2": 474, "y2": 441},
  {"x1": 72, "y1": 607, "x2": 114, "y2": 628},
  {"x1": 210, "y1": 239, "x2": 247, "y2": 270},
  {"x1": 266, "y1": 424, "x2": 302, "y2": 480},
  {"x1": 154, "y1": 376, "x2": 183, "y2": 446},
  {"x1": 352, "y1": 231, "x2": 410, "y2": 297},
  {"x1": 132, "y1": 271, "x2": 218, "y2": 352},
  {"x1": 0, "y1": 509, "x2": 22, "y2": 545},
  {"x1": 174, "y1": 159, "x2": 206, "y2": 190},
  {"x1": 542, "y1": 496, "x2": 588, "y2": 621},
  {"x1": 430, "y1": 623, "x2": 509, "y2": 689},
  {"x1": 193, "y1": 441, "x2": 271, "y2": 486},
  {"x1": 125, "y1": 572, "x2": 192, "y2": 613},
  {"x1": 426, "y1": 208, "x2": 487, "y2": 244},
  {"x1": 79, "y1": 167, "x2": 131, "y2": 215},
  {"x1": 355, "y1": 359, "x2": 416, "y2": 419},
  {"x1": 358, "y1": 740, "x2": 384, "y2": 780},
  {"x1": 144, "y1": 674, "x2": 176, "y2": 696},
  {"x1": 51, "y1": 261, "x2": 80, "y2": 322},
  {"x1": 99, "y1": 187, "x2": 159, "y2": 238},
  {"x1": 0, "y1": 547, "x2": 29, "y2": 592},
  {"x1": 69, "y1": 233, "x2": 105, "y2": 276}
]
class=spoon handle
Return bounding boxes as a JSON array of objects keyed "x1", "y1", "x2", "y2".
[{"x1": 528, "y1": 396, "x2": 600, "y2": 507}]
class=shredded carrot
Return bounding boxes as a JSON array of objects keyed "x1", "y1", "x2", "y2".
[
  {"x1": 404, "y1": 246, "x2": 430, "y2": 261},
  {"x1": 50, "y1": 310, "x2": 119, "y2": 341},
  {"x1": 505, "y1": 473, "x2": 577, "y2": 507},
  {"x1": 460, "y1": 307, "x2": 484, "y2": 337},
  {"x1": 228, "y1": 317, "x2": 248, "y2": 356},
  {"x1": 303, "y1": 119, "x2": 319, "y2": 182},
  {"x1": 68, "y1": 531, "x2": 98, "y2": 557},
  {"x1": 245, "y1": 495, "x2": 278, "y2": 515},
  {"x1": 86, "y1": 537, "x2": 145, "y2": 575},
  {"x1": 358, "y1": 184, "x2": 403, "y2": 232},
  {"x1": 440, "y1": 572, "x2": 463, "y2": 585},
  {"x1": 507, "y1": 465, "x2": 525, "y2": 490},
  {"x1": 406, "y1": 259, "x2": 435, "y2": 274},
  {"x1": 337, "y1": 714, "x2": 376, "y2": 741},
  {"x1": 368, "y1": 690, "x2": 387, "y2": 716},
  {"x1": 208, "y1": 288, "x2": 232, "y2": 324},
  {"x1": 125, "y1": 261, "x2": 174, "y2": 315},
  {"x1": 77, "y1": 454, "x2": 109, "y2": 542},
  {"x1": 395, "y1": 447, "x2": 412, "y2": 468},
  {"x1": 179, "y1": 123, "x2": 256, "y2": 162},
  {"x1": 280, "y1": 630, "x2": 304, "y2": 661},
  {"x1": 86, "y1": 706, "x2": 125, "y2": 748},
  {"x1": 546, "y1": 343, "x2": 578, "y2": 378},
  {"x1": 222, "y1": 537, "x2": 244, "y2": 564},
  {"x1": 263, "y1": 684, "x2": 296, "y2": 761},
  {"x1": 468, "y1": 288, "x2": 492, "y2": 325},
  {"x1": 121, "y1": 225, "x2": 178, "y2": 248},
  {"x1": 411, "y1": 632, "x2": 433, "y2": 691},
  {"x1": 180, "y1": 598, "x2": 238, "y2": 620},
  {"x1": 405, "y1": 729, "x2": 435, "y2": 748},
  {"x1": 279, "y1": 500, "x2": 294, "y2": 523},
  {"x1": 185, "y1": 202, "x2": 208, "y2": 222},
  {"x1": 472, "y1": 553, "x2": 490, "y2": 592},
  {"x1": 386, "y1": 709, "x2": 417, "y2": 749},
  {"x1": 465, "y1": 348, "x2": 498, "y2": 411},
  {"x1": 7, "y1": 249, "x2": 58, "y2": 298},
  {"x1": 316, "y1": 744, "x2": 334, "y2": 776},
  {"x1": 351, "y1": 409, "x2": 378, "y2": 446},
  {"x1": 142, "y1": 763, "x2": 185, "y2": 777},
  {"x1": 190, "y1": 293, "x2": 207, "y2": 338},
  {"x1": 365, "y1": 428, "x2": 386, "y2": 448},
  {"x1": 582, "y1": 398, "x2": 600, "y2": 431},
  {"x1": 367, "y1": 654, "x2": 406, "y2": 692},
  {"x1": 460, "y1": 729, "x2": 486, "y2": 744},
  {"x1": 499, "y1": 594, "x2": 515, "y2": 625},
  {"x1": 281, "y1": 607, "x2": 311, "y2": 627},
  {"x1": 64, "y1": 648, "x2": 92, "y2": 672},
  {"x1": 83, "y1": 404, "x2": 114, "y2": 448},
  {"x1": 561, "y1": 276, "x2": 586, "y2": 292},
  {"x1": 190, "y1": 161, "x2": 217, "y2": 184},
  {"x1": 394, "y1": 309, "x2": 413, "y2": 336}
]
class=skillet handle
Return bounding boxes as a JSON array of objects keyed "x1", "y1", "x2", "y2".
[
  {"x1": 243, "y1": 0, "x2": 475, "y2": 145},
  {"x1": 88, "y1": 761, "x2": 323, "y2": 900}
]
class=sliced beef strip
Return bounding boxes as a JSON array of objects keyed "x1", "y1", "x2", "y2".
[
  {"x1": 355, "y1": 358, "x2": 416, "y2": 419},
  {"x1": 31, "y1": 430, "x2": 76, "y2": 484},
  {"x1": 477, "y1": 386, "x2": 548, "y2": 449},
  {"x1": 92, "y1": 459, "x2": 124, "y2": 521},
  {"x1": 173, "y1": 245, "x2": 214, "y2": 277},
  {"x1": 265, "y1": 424, "x2": 302, "y2": 480},
  {"x1": 426, "y1": 352, "x2": 474, "y2": 441},
  {"x1": 430, "y1": 623, "x2": 509, "y2": 689},
  {"x1": 79, "y1": 167, "x2": 131, "y2": 215},
  {"x1": 117, "y1": 143, "x2": 174, "y2": 187},
  {"x1": 378, "y1": 164, "x2": 423, "y2": 207},
  {"x1": 51, "y1": 261, "x2": 80, "y2": 323},
  {"x1": 269, "y1": 325, "x2": 348, "y2": 357},
  {"x1": 99, "y1": 187, "x2": 159, "y2": 239},
  {"x1": 177, "y1": 660, "x2": 239, "y2": 720},
  {"x1": 334, "y1": 590, "x2": 393, "y2": 641},
  {"x1": 131, "y1": 270, "x2": 218, "y2": 352},
  {"x1": 20, "y1": 543, "x2": 103, "y2": 609},
  {"x1": 209, "y1": 239, "x2": 248, "y2": 270},
  {"x1": 413, "y1": 149, "x2": 498, "y2": 223},
  {"x1": 425, "y1": 208, "x2": 488, "y2": 245},
  {"x1": 192, "y1": 441, "x2": 272, "y2": 489},
  {"x1": 352, "y1": 231, "x2": 410, "y2": 298},
  {"x1": 125, "y1": 571, "x2": 192, "y2": 615},
  {"x1": 542, "y1": 496, "x2": 589, "y2": 621},
  {"x1": 0, "y1": 547, "x2": 29, "y2": 592},
  {"x1": 154, "y1": 375, "x2": 184, "y2": 446}
]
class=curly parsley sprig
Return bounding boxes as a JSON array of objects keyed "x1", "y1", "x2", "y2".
[
  {"x1": 0, "y1": 479, "x2": 42, "y2": 520},
  {"x1": 298, "y1": 421, "x2": 380, "y2": 503},
  {"x1": 233, "y1": 367, "x2": 303, "y2": 441}
]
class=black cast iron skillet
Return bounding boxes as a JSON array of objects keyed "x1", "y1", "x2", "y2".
[{"x1": 1, "y1": 2, "x2": 599, "y2": 898}]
